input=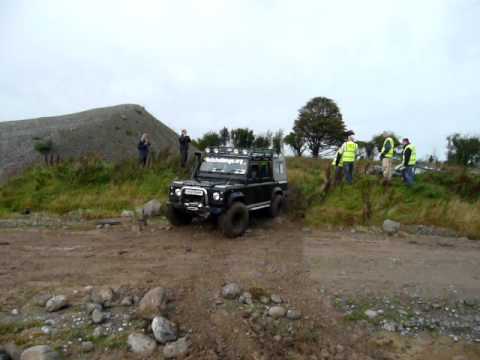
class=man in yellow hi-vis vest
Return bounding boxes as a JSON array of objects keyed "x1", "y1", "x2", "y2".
[
  {"x1": 401, "y1": 138, "x2": 417, "y2": 186},
  {"x1": 380, "y1": 131, "x2": 395, "y2": 183},
  {"x1": 337, "y1": 131, "x2": 358, "y2": 184}
]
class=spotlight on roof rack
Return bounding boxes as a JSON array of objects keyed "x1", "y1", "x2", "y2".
[
  {"x1": 233, "y1": 149, "x2": 239, "y2": 154},
  {"x1": 242, "y1": 149, "x2": 249, "y2": 155},
  {"x1": 213, "y1": 148, "x2": 219, "y2": 154},
  {"x1": 205, "y1": 147, "x2": 210, "y2": 153}
]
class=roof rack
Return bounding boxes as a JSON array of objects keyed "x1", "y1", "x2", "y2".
[{"x1": 204, "y1": 146, "x2": 275, "y2": 158}]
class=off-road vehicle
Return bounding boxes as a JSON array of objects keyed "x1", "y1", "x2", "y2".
[{"x1": 166, "y1": 147, "x2": 288, "y2": 237}]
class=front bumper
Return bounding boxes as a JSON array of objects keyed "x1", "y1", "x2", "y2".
[{"x1": 169, "y1": 200, "x2": 223, "y2": 217}]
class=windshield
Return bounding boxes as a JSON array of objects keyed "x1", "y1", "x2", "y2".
[{"x1": 199, "y1": 156, "x2": 247, "y2": 175}]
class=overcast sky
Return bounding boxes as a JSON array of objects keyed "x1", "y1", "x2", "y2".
[{"x1": 1, "y1": 0, "x2": 479, "y2": 159}]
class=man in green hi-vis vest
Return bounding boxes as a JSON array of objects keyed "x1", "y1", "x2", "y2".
[{"x1": 380, "y1": 131, "x2": 395, "y2": 183}]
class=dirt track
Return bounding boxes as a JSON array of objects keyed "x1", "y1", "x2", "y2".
[{"x1": 1, "y1": 218, "x2": 480, "y2": 359}]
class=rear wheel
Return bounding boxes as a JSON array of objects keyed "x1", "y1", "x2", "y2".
[
  {"x1": 166, "y1": 204, "x2": 192, "y2": 226},
  {"x1": 219, "y1": 202, "x2": 249, "y2": 238},
  {"x1": 269, "y1": 194, "x2": 284, "y2": 218}
]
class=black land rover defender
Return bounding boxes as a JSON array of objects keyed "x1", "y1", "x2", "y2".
[{"x1": 166, "y1": 147, "x2": 288, "y2": 238}]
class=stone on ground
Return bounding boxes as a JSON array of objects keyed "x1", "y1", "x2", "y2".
[
  {"x1": 268, "y1": 306, "x2": 286, "y2": 319},
  {"x1": 121, "y1": 210, "x2": 135, "y2": 218},
  {"x1": 383, "y1": 219, "x2": 401, "y2": 235},
  {"x1": 90, "y1": 287, "x2": 114, "y2": 306},
  {"x1": 20, "y1": 345, "x2": 60, "y2": 360},
  {"x1": 364, "y1": 309, "x2": 378, "y2": 319},
  {"x1": 91, "y1": 308, "x2": 106, "y2": 324},
  {"x1": 286, "y1": 309, "x2": 302, "y2": 320},
  {"x1": 163, "y1": 337, "x2": 191, "y2": 358},
  {"x1": 143, "y1": 199, "x2": 162, "y2": 217},
  {"x1": 270, "y1": 294, "x2": 282, "y2": 304},
  {"x1": 127, "y1": 333, "x2": 157, "y2": 354},
  {"x1": 137, "y1": 287, "x2": 168, "y2": 319},
  {"x1": 45, "y1": 295, "x2": 67, "y2": 312},
  {"x1": 152, "y1": 316, "x2": 177, "y2": 344},
  {"x1": 222, "y1": 283, "x2": 242, "y2": 300},
  {"x1": 80, "y1": 342, "x2": 94, "y2": 353}
]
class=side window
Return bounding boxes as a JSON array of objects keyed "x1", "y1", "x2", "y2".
[
  {"x1": 249, "y1": 163, "x2": 259, "y2": 180},
  {"x1": 259, "y1": 161, "x2": 272, "y2": 180}
]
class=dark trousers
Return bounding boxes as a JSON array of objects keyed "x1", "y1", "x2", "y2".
[
  {"x1": 343, "y1": 162, "x2": 354, "y2": 184},
  {"x1": 335, "y1": 166, "x2": 343, "y2": 185},
  {"x1": 139, "y1": 153, "x2": 148, "y2": 167},
  {"x1": 180, "y1": 150, "x2": 188, "y2": 167},
  {"x1": 402, "y1": 166, "x2": 415, "y2": 186}
]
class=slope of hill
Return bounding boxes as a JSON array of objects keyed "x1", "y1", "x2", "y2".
[{"x1": 0, "y1": 104, "x2": 183, "y2": 183}]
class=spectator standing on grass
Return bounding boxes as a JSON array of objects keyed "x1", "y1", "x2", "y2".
[
  {"x1": 401, "y1": 138, "x2": 417, "y2": 186},
  {"x1": 179, "y1": 129, "x2": 191, "y2": 168},
  {"x1": 137, "y1": 133, "x2": 150, "y2": 167},
  {"x1": 337, "y1": 130, "x2": 358, "y2": 185},
  {"x1": 380, "y1": 131, "x2": 395, "y2": 184},
  {"x1": 331, "y1": 149, "x2": 344, "y2": 185}
]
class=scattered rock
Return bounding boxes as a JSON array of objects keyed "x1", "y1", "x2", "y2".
[
  {"x1": 383, "y1": 219, "x2": 400, "y2": 235},
  {"x1": 222, "y1": 283, "x2": 242, "y2": 300},
  {"x1": 85, "y1": 302, "x2": 102, "y2": 314},
  {"x1": 90, "y1": 287, "x2": 114, "y2": 306},
  {"x1": 143, "y1": 199, "x2": 162, "y2": 218},
  {"x1": 137, "y1": 287, "x2": 168, "y2": 319},
  {"x1": 464, "y1": 298, "x2": 476, "y2": 307},
  {"x1": 121, "y1": 296, "x2": 134, "y2": 306},
  {"x1": 271, "y1": 294, "x2": 282, "y2": 304},
  {"x1": 92, "y1": 308, "x2": 106, "y2": 324},
  {"x1": 20, "y1": 345, "x2": 60, "y2": 360},
  {"x1": 239, "y1": 292, "x2": 253, "y2": 305},
  {"x1": 364, "y1": 310, "x2": 378, "y2": 319},
  {"x1": 80, "y1": 342, "x2": 94, "y2": 353},
  {"x1": 286, "y1": 309, "x2": 302, "y2": 320},
  {"x1": 269, "y1": 306, "x2": 286, "y2": 319},
  {"x1": 273, "y1": 335, "x2": 282, "y2": 342},
  {"x1": 121, "y1": 210, "x2": 135, "y2": 218},
  {"x1": 127, "y1": 333, "x2": 157, "y2": 354},
  {"x1": 33, "y1": 293, "x2": 51, "y2": 307},
  {"x1": 163, "y1": 337, "x2": 190, "y2": 358},
  {"x1": 152, "y1": 316, "x2": 177, "y2": 344},
  {"x1": 45, "y1": 295, "x2": 67, "y2": 312},
  {"x1": 383, "y1": 322, "x2": 396, "y2": 332},
  {"x1": 260, "y1": 296, "x2": 270, "y2": 305},
  {"x1": 11, "y1": 309, "x2": 19, "y2": 316},
  {"x1": 92, "y1": 326, "x2": 105, "y2": 338}
]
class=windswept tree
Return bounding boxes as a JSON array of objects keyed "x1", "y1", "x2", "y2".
[
  {"x1": 219, "y1": 127, "x2": 230, "y2": 146},
  {"x1": 447, "y1": 133, "x2": 480, "y2": 167},
  {"x1": 196, "y1": 131, "x2": 222, "y2": 150},
  {"x1": 272, "y1": 130, "x2": 284, "y2": 155},
  {"x1": 34, "y1": 139, "x2": 53, "y2": 165},
  {"x1": 231, "y1": 128, "x2": 255, "y2": 149},
  {"x1": 294, "y1": 97, "x2": 346, "y2": 157},
  {"x1": 284, "y1": 131, "x2": 306, "y2": 157}
]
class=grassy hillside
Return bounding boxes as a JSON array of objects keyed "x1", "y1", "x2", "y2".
[{"x1": 1, "y1": 156, "x2": 479, "y2": 238}]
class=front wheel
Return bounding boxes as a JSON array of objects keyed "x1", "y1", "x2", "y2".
[
  {"x1": 269, "y1": 194, "x2": 284, "y2": 218},
  {"x1": 219, "y1": 202, "x2": 249, "y2": 238},
  {"x1": 166, "y1": 204, "x2": 192, "y2": 226}
]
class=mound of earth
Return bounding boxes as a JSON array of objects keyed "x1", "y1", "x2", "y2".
[{"x1": 0, "y1": 104, "x2": 187, "y2": 183}]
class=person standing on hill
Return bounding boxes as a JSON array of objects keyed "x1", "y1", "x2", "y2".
[
  {"x1": 380, "y1": 131, "x2": 395, "y2": 184},
  {"x1": 179, "y1": 129, "x2": 191, "y2": 168},
  {"x1": 400, "y1": 138, "x2": 417, "y2": 186},
  {"x1": 337, "y1": 130, "x2": 358, "y2": 185},
  {"x1": 137, "y1": 133, "x2": 150, "y2": 167}
]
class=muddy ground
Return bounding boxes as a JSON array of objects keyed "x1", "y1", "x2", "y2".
[{"x1": 1, "y1": 216, "x2": 479, "y2": 359}]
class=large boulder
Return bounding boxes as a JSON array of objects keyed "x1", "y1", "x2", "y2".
[
  {"x1": 45, "y1": 295, "x2": 67, "y2": 312},
  {"x1": 142, "y1": 200, "x2": 162, "y2": 218},
  {"x1": 151, "y1": 316, "x2": 177, "y2": 344},
  {"x1": 383, "y1": 219, "x2": 401, "y2": 235},
  {"x1": 20, "y1": 346, "x2": 60, "y2": 360},
  {"x1": 137, "y1": 287, "x2": 168, "y2": 319},
  {"x1": 127, "y1": 333, "x2": 157, "y2": 354}
]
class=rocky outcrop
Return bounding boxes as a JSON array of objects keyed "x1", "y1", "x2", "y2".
[{"x1": 0, "y1": 104, "x2": 188, "y2": 183}]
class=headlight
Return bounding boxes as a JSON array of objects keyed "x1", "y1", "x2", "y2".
[
  {"x1": 213, "y1": 192, "x2": 221, "y2": 201},
  {"x1": 175, "y1": 188, "x2": 182, "y2": 197}
]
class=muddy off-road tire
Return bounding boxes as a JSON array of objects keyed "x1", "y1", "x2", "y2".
[
  {"x1": 219, "y1": 202, "x2": 249, "y2": 238},
  {"x1": 269, "y1": 194, "x2": 284, "y2": 218},
  {"x1": 166, "y1": 205, "x2": 192, "y2": 226}
]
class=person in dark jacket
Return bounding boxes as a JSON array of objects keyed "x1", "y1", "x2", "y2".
[
  {"x1": 400, "y1": 138, "x2": 417, "y2": 186},
  {"x1": 179, "y1": 129, "x2": 191, "y2": 167},
  {"x1": 137, "y1": 133, "x2": 150, "y2": 167}
]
